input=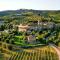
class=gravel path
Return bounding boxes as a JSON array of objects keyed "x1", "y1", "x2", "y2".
[{"x1": 49, "y1": 44, "x2": 60, "y2": 60}]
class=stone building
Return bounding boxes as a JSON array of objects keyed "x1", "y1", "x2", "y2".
[
  {"x1": 18, "y1": 24, "x2": 29, "y2": 32},
  {"x1": 27, "y1": 35, "x2": 36, "y2": 43},
  {"x1": 18, "y1": 21, "x2": 55, "y2": 32}
]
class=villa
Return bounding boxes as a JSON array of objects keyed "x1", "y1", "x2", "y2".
[{"x1": 17, "y1": 21, "x2": 56, "y2": 32}]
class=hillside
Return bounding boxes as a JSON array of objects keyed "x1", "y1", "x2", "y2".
[{"x1": 0, "y1": 9, "x2": 60, "y2": 18}]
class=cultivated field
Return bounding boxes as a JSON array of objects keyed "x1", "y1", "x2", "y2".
[{"x1": 8, "y1": 46, "x2": 59, "y2": 60}]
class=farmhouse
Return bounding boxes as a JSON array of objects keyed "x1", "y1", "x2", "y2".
[
  {"x1": 18, "y1": 24, "x2": 30, "y2": 32},
  {"x1": 26, "y1": 35, "x2": 36, "y2": 43}
]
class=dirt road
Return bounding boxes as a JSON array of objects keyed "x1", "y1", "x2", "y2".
[{"x1": 49, "y1": 44, "x2": 60, "y2": 60}]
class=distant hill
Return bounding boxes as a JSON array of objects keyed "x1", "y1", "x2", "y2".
[{"x1": 0, "y1": 9, "x2": 60, "y2": 16}]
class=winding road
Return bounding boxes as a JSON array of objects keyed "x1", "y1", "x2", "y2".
[{"x1": 49, "y1": 44, "x2": 60, "y2": 60}]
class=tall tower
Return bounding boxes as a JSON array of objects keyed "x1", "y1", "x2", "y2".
[{"x1": 38, "y1": 20, "x2": 40, "y2": 26}]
